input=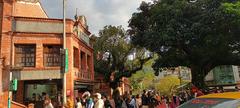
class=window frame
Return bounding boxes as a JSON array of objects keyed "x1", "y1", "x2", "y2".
[
  {"x1": 15, "y1": 44, "x2": 36, "y2": 67},
  {"x1": 43, "y1": 45, "x2": 61, "y2": 67},
  {"x1": 73, "y1": 47, "x2": 79, "y2": 68}
]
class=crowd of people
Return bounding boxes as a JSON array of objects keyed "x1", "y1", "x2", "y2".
[
  {"x1": 28, "y1": 92, "x2": 56, "y2": 108},
  {"x1": 38, "y1": 85, "x2": 240, "y2": 108},
  {"x1": 61, "y1": 89, "x2": 194, "y2": 108}
]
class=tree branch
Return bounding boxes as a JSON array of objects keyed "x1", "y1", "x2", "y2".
[{"x1": 113, "y1": 56, "x2": 153, "y2": 81}]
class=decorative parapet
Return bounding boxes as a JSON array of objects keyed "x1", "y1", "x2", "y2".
[
  {"x1": 12, "y1": 17, "x2": 74, "y2": 34},
  {"x1": 73, "y1": 16, "x2": 91, "y2": 45},
  {"x1": 79, "y1": 32, "x2": 90, "y2": 45},
  {"x1": 12, "y1": 17, "x2": 91, "y2": 46}
]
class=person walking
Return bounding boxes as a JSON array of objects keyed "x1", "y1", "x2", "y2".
[
  {"x1": 103, "y1": 95, "x2": 113, "y2": 108},
  {"x1": 135, "y1": 94, "x2": 142, "y2": 108},
  {"x1": 129, "y1": 95, "x2": 137, "y2": 108},
  {"x1": 44, "y1": 95, "x2": 54, "y2": 108},
  {"x1": 109, "y1": 96, "x2": 115, "y2": 108},
  {"x1": 148, "y1": 92, "x2": 157, "y2": 108},
  {"x1": 121, "y1": 96, "x2": 128, "y2": 108},
  {"x1": 76, "y1": 97, "x2": 83, "y2": 108},
  {"x1": 169, "y1": 94, "x2": 179, "y2": 108},
  {"x1": 94, "y1": 93, "x2": 104, "y2": 108},
  {"x1": 141, "y1": 90, "x2": 148, "y2": 108},
  {"x1": 82, "y1": 91, "x2": 94, "y2": 108}
]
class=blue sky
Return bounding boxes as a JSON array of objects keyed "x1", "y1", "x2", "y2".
[{"x1": 40, "y1": 0, "x2": 151, "y2": 35}]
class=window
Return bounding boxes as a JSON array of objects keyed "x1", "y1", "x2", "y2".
[
  {"x1": 81, "y1": 51, "x2": 86, "y2": 70},
  {"x1": 73, "y1": 47, "x2": 79, "y2": 68},
  {"x1": 43, "y1": 45, "x2": 61, "y2": 67},
  {"x1": 15, "y1": 44, "x2": 36, "y2": 67},
  {"x1": 87, "y1": 55, "x2": 91, "y2": 71},
  {"x1": 179, "y1": 98, "x2": 238, "y2": 108}
]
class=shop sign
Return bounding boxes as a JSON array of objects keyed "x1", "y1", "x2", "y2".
[{"x1": 67, "y1": 90, "x2": 71, "y2": 96}]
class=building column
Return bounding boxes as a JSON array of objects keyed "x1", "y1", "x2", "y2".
[
  {"x1": 87, "y1": 54, "x2": 92, "y2": 80},
  {"x1": 90, "y1": 55, "x2": 94, "y2": 80},
  {"x1": 66, "y1": 37, "x2": 74, "y2": 101},
  {"x1": 0, "y1": 2, "x2": 14, "y2": 107},
  {"x1": 36, "y1": 44, "x2": 43, "y2": 68},
  {"x1": 84, "y1": 53, "x2": 87, "y2": 71},
  {"x1": 0, "y1": 59, "x2": 5, "y2": 107}
]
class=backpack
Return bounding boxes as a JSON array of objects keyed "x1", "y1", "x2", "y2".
[{"x1": 121, "y1": 101, "x2": 127, "y2": 108}]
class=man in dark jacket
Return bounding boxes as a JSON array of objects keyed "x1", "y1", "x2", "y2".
[{"x1": 141, "y1": 90, "x2": 148, "y2": 107}]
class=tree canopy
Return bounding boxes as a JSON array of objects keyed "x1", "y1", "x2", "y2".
[
  {"x1": 129, "y1": 0, "x2": 240, "y2": 88},
  {"x1": 94, "y1": 25, "x2": 152, "y2": 89}
]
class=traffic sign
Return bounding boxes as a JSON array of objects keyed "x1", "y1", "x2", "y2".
[{"x1": 65, "y1": 49, "x2": 69, "y2": 72}]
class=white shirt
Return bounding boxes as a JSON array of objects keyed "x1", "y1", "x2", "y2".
[
  {"x1": 94, "y1": 99, "x2": 104, "y2": 108},
  {"x1": 76, "y1": 102, "x2": 83, "y2": 108},
  {"x1": 44, "y1": 103, "x2": 54, "y2": 108}
]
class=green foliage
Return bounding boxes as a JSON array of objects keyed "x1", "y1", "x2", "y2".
[
  {"x1": 94, "y1": 25, "x2": 131, "y2": 83},
  {"x1": 94, "y1": 25, "x2": 152, "y2": 89},
  {"x1": 94, "y1": 25, "x2": 130, "y2": 81},
  {"x1": 129, "y1": 0, "x2": 240, "y2": 88},
  {"x1": 129, "y1": 57, "x2": 156, "y2": 94},
  {"x1": 155, "y1": 76, "x2": 180, "y2": 96},
  {"x1": 223, "y1": 1, "x2": 240, "y2": 16}
]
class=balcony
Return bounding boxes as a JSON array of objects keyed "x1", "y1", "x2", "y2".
[{"x1": 77, "y1": 69, "x2": 91, "y2": 80}]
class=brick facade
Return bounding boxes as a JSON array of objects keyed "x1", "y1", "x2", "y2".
[
  {"x1": 0, "y1": 0, "x2": 94, "y2": 107},
  {"x1": 0, "y1": 0, "x2": 14, "y2": 107}
]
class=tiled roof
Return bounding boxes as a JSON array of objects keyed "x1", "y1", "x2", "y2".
[{"x1": 14, "y1": 1, "x2": 48, "y2": 18}]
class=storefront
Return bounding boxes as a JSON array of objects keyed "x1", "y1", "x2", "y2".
[
  {"x1": 14, "y1": 79, "x2": 62, "y2": 108},
  {"x1": 74, "y1": 81, "x2": 93, "y2": 98}
]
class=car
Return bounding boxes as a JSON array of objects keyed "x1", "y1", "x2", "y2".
[{"x1": 178, "y1": 92, "x2": 240, "y2": 108}]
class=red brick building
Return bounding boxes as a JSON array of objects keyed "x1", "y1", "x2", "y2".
[{"x1": 0, "y1": 0, "x2": 94, "y2": 107}]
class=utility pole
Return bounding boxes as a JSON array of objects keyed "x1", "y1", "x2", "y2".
[{"x1": 63, "y1": 0, "x2": 67, "y2": 104}]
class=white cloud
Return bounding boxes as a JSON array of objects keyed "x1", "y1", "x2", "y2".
[{"x1": 40, "y1": 0, "x2": 152, "y2": 35}]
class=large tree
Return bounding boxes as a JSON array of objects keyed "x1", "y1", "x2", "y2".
[
  {"x1": 129, "y1": 0, "x2": 240, "y2": 88},
  {"x1": 94, "y1": 25, "x2": 152, "y2": 89}
]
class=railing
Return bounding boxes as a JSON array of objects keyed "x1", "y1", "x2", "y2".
[
  {"x1": 78, "y1": 69, "x2": 91, "y2": 80},
  {"x1": 11, "y1": 101, "x2": 27, "y2": 108}
]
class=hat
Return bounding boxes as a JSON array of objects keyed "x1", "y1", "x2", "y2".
[
  {"x1": 95, "y1": 93, "x2": 101, "y2": 99},
  {"x1": 82, "y1": 91, "x2": 91, "y2": 97}
]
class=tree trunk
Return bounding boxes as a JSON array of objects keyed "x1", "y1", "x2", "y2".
[{"x1": 191, "y1": 66, "x2": 209, "y2": 89}]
